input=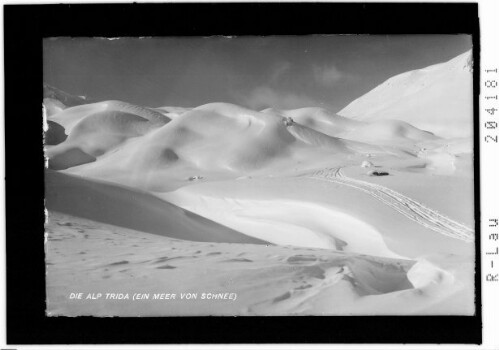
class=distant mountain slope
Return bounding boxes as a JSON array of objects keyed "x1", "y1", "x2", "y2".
[
  {"x1": 338, "y1": 51, "x2": 473, "y2": 138},
  {"x1": 43, "y1": 83, "x2": 95, "y2": 116},
  {"x1": 44, "y1": 83, "x2": 93, "y2": 107}
]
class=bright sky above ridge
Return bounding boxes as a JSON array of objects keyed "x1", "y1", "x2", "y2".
[{"x1": 43, "y1": 35, "x2": 472, "y2": 112}]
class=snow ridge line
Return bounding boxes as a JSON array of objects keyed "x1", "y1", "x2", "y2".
[{"x1": 306, "y1": 168, "x2": 474, "y2": 243}]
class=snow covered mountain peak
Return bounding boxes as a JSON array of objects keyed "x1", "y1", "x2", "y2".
[{"x1": 338, "y1": 50, "x2": 473, "y2": 138}]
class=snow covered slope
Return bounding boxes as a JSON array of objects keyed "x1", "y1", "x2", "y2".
[{"x1": 338, "y1": 51, "x2": 473, "y2": 138}]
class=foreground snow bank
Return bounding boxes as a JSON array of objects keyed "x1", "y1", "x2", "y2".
[{"x1": 163, "y1": 191, "x2": 403, "y2": 259}]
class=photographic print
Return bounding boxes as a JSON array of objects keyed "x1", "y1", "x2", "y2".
[{"x1": 43, "y1": 35, "x2": 476, "y2": 317}]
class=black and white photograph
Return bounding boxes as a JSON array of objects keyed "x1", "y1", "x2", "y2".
[
  {"x1": 43, "y1": 34, "x2": 476, "y2": 316},
  {"x1": 6, "y1": 1, "x2": 495, "y2": 346}
]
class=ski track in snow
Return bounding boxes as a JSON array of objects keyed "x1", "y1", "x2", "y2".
[{"x1": 305, "y1": 168, "x2": 474, "y2": 243}]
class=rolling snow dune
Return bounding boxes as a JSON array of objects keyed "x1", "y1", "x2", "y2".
[
  {"x1": 46, "y1": 103, "x2": 170, "y2": 170},
  {"x1": 45, "y1": 170, "x2": 268, "y2": 245},
  {"x1": 60, "y1": 102, "x2": 381, "y2": 190},
  {"x1": 338, "y1": 50, "x2": 473, "y2": 138},
  {"x1": 162, "y1": 176, "x2": 474, "y2": 259},
  {"x1": 49, "y1": 100, "x2": 170, "y2": 133},
  {"x1": 287, "y1": 123, "x2": 353, "y2": 151},
  {"x1": 262, "y1": 107, "x2": 360, "y2": 136},
  {"x1": 287, "y1": 122, "x2": 417, "y2": 158},
  {"x1": 48, "y1": 110, "x2": 162, "y2": 158},
  {"x1": 163, "y1": 193, "x2": 402, "y2": 259},
  {"x1": 263, "y1": 106, "x2": 441, "y2": 153},
  {"x1": 152, "y1": 106, "x2": 192, "y2": 119},
  {"x1": 48, "y1": 101, "x2": 432, "y2": 175},
  {"x1": 339, "y1": 119, "x2": 438, "y2": 145}
]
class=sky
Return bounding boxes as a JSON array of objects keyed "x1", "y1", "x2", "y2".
[{"x1": 44, "y1": 35, "x2": 472, "y2": 112}]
